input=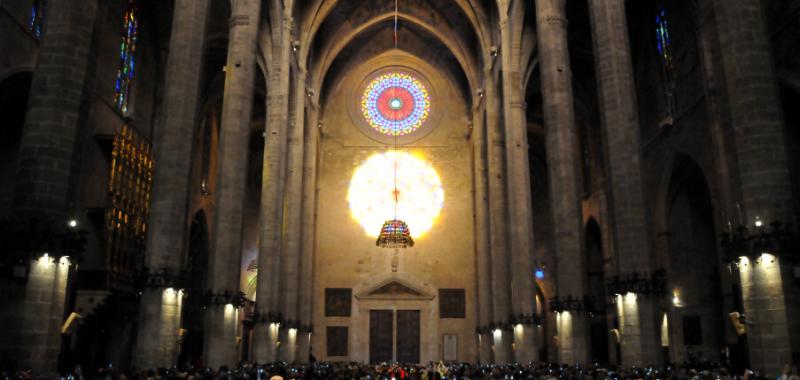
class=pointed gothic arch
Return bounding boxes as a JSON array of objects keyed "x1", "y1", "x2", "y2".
[{"x1": 663, "y1": 154, "x2": 727, "y2": 363}]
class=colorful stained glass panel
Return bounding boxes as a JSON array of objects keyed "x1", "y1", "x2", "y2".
[
  {"x1": 114, "y1": 1, "x2": 139, "y2": 114},
  {"x1": 655, "y1": 6, "x2": 672, "y2": 70},
  {"x1": 29, "y1": 0, "x2": 46, "y2": 39},
  {"x1": 361, "y1": 72, "x2": 431, "y2": 136}
]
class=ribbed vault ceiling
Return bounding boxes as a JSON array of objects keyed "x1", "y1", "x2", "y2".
[{"x1": 298, "y1": 0, "x2": 495, "y2": 107}]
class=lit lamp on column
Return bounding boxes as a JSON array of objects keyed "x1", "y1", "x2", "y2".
[
  {"x1": 719, "y1": 215, "x2": 799, "y2": 268},
  {"x1": 0, "y1": 216, "x2": 87, "y2": 276},
  {"x1": 605, "y1": 268, "x2": 668, "y2": 298},
  {"x1": 549, "y1": 295, "x2": 596, "y2": 314}
]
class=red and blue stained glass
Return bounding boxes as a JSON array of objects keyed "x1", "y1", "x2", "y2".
[
  {"x1": 114, "y1": 0, "x2": 139, "y2": 114},
  {"x1": 361, "y1": 72, "x2": 431, "y2": 136}
]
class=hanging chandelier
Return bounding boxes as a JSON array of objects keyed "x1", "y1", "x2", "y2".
[
  {"x1": 376, "y1": 0, "x2": 414, "y2": 249},
  {"x1": 376, "y1": 219, "x2": 414, "y2": 248}
]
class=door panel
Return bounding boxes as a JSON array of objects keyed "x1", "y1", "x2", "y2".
[
  {"x1": 369, "y1": 310, "x2": 393, "y2": 363},
  {"x1": 443, "y1": 334, "x2": 458, "y2": 361},
  {"x1": 396, "y1": 310, "x2": 420, "y2": 363}
]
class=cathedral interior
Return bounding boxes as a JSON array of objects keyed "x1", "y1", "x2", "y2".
[{"x1": 1, "y1": 0, "x2": 800, "y2": 377}]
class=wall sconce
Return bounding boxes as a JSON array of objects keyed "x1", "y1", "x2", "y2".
[
  {"x1": 510, "y1": 313, "x2": 542, "y2": 326},
  {"x1": 549, "y1": 295, "x2": 595, "y2": 313},
  {"x1": 202, "y1": 289, "x2": 246, "y2": 308},
  {"x1": 671, "y1": 289, "x2": 683, "y2": 307},
  {"x1": 489, "y1": 322, "x2": 512, "y2": 332},
  {"x1": 490, "y1": 46, "x2": 499, "y2": 57},
  {"x1": 251, "y1": 310, "x2": 285, "y2": 324},
  {"x1": 140, "y1": 267, "x2": 185, "y2": 289},
  {"x1": 0, "y1": 217, "x2": 89, "y2": 267},
  {"x1": 37, "y1": 252, "x2": 54, "y2": 265},
  {"x1": 720, "y1": 218, "x2": 798, "y2": 267},
  {"x1": 606, "y1": 268, "x2": 667, "y2": 297}
]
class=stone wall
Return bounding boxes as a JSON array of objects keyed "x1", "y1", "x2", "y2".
[{"x1": 312, "y1": 52, "x2": 477, "y2": 363}]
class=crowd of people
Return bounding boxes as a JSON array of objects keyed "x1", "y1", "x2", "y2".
[{"x1": 3, "y1": 362, "x2": 799, "y2": 380}]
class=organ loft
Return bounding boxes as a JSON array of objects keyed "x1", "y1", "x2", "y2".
[{"x1": 0, "y1": 0, "x2": 799, "y2": 378}]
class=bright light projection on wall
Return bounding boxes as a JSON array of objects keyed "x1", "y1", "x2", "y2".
[{"x1": 348, "y1": 152, "x2": 444, "y2": 238}]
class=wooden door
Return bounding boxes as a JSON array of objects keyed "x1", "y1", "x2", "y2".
[
  {"x1": 395, "y1": 310, "x2": 420, "y2": 363},
  {"x1": 369, "y1": 310, "x2": 393, "y2": 363}
]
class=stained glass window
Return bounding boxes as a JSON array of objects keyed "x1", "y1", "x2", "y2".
[
  {"x1": 29, "y1": 0, "x2": 46, "y2": 39},
  {"x1": 114, "y1": 0, "x2": 139, "y2": 114},
  {"x1": 655, "y1": 4, "x2": 676, "y2": 120},
  {"x1": 655, "y1": 5, "x2": 672, "y2": 72},
  {"x1": 361, "y1": 72, "x2": 431, "y2": 136}
]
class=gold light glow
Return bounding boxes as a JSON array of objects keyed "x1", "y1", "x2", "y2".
[
  {"x1": 492, "y1": 328, "x2": 502, "y2": 338},
  {"x1": 348, "y1": 151, "x2": 444, "y2": 238}
]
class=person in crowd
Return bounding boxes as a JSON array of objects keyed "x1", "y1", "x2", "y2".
[{"x1": 2, "y1": 360, "x2": 792, "y2": 380}]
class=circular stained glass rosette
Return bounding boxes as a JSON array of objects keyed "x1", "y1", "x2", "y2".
[{"x1": 361, "y1": 72, "x2": 431, "y2": 136}]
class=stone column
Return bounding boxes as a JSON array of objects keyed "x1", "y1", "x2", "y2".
[
  {"x1": 535, "y1": 0, "x2": 590, "y2": 364},
  {"x1": 710, "y1": 0, "x2": 798, "y2": 375},
  {"x1": 204, "y1": 0, "x2": 261, "y2": 368},
  {"x1": 296, "y1": 97, "x2": 320, "y2": 364},
  {"x1": 485, "y1": 71, "x2": 513, "y2": 363},
  {"x1": 252, "y1": 9, "x2": 293, "y2": 364},
  {"x1": 3, "y1": 257, "x2": 71, "y2": 375},
  {"x1": 277, "y1": 68, "x2": 306, "y2": 363},
  {"x1": 13, "y1": 0, "x2": 97, "y2": 218},
  {"x1": 472, "y1": 101, "x2": 494, "y2": 363},
  {"x1": 588, "y1": 0, "x2": 659, "y2": 366},
  {"x1": 499, "y1": 16, "x2": 537, "y2": 364},
  {"x1": 3, "y1": 0, "x2": 98, "y2": 374},
  {"x1": 131, "y1": 0, "x2": 208, "y2": 370}
]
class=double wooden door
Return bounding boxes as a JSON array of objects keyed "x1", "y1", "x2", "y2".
[{"x1": 369, "y1": 309, "x2": 420, "y2": 363}]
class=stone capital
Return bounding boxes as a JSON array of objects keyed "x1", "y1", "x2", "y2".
[
  {"x1": 545, "y1": 16, "x2": 567, "y2": 28},
  {"x1": 141, "y1": 266, "x2": 185, "y2": 289},
  {"x1": 229, "y1": 14, "x2": 250, "y2": 28},
  {"x1": 202, "y1": 289, "x2": 247, "y2": 307}
]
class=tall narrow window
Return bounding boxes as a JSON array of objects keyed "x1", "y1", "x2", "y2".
[
  {"x1": 655, "y1": 4, "x2": 676, "y2": 120},
  {"x1": 29, "y1": 0, "x2": 46, "y2": 39},
  {"x1": 655, "y1": 5, "x2": 672, "y2": 72},
  {"x1": 114, "y1": 0, "x2": 139, "y2": 114}
]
